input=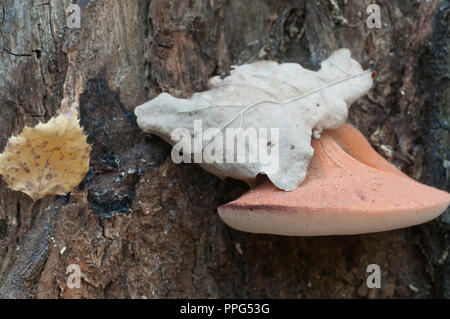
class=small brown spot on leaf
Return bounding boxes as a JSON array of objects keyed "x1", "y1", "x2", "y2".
[{"x1": 52, "y1": 185, "x2": 65, "y2": 193}]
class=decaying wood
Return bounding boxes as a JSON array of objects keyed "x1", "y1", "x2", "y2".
[{"x1": 0, "y1": 0, "x2": 449, "y2": 298}]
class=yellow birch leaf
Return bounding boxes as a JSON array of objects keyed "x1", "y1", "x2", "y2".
[{"x1": 0, "y1": 111, "x2": 91, "y2": 202}]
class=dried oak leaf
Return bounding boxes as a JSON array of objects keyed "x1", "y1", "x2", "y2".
[
  {"x1": 135, "y1": 49, "x2": 373, "y2": 191},
  {"x1": 0, "y1": 111, "x2": 91, "y2": 202}
]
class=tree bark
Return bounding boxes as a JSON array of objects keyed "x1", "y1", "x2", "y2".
[{"x1": 0, "y1": 0, "x2": 448, "y2": 298}]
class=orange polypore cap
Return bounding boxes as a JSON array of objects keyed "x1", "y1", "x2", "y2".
[{"x1": 218, "y1": 124, "x2": 450, "y2": 236}]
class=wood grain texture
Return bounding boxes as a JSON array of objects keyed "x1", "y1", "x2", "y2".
[{"x1": 0, "y1": 0, "x2": 449, "y2": 298}]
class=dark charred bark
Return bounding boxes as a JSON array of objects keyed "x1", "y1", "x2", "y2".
[{"x1": 0, "y1": 0, "x2": 448, "y2": 298}]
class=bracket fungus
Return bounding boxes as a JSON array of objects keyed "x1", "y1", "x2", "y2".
[
  {"x1": 134, "y1": 48, "x2": 449, "y2": 236},
  {"x1": 218, "y1": 124, "x2": 450, "y2": 236}
]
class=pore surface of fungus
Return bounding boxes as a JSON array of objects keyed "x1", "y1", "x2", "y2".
[{"x1": 218, "y1": 124, "x2": 450, "y2": 236}]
